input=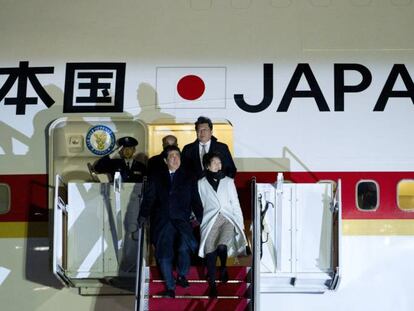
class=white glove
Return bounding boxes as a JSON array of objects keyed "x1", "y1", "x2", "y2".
[{"x1": 109, "y1": 146, "x2": 123, "y2": 159}]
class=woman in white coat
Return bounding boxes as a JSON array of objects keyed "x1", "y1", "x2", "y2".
[{"x1": 198, "y1": 152, "x2": 248, "y2": 297}]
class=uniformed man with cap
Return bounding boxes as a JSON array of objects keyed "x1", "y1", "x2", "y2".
[{"x1": 94, "y1": 136, "x2": 147, "y2": 183}]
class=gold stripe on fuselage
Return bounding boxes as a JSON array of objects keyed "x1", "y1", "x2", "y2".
[
  {"x1": 343, "y1": 219, "x2": 414, "y2": 235},
  {"x1": 2, "y1": 220, "x2": 414, "y2": 238},
  {"x1": 0, "y1": 222, "x2": 48, "y2": 238}
]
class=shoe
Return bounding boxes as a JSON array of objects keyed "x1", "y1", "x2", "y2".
[
  {"x1": 220, "y1": 267, "x2": 228, "y2": 283},
  {"x1": 208, "y1": 282, "x2": 217, "y2": 298},
  {"x1": 160, "y1": 289, "x2": 175, "y2": 298},
  {"x1": 176, "y1": 275, "x2": 190, "y2": 288}
]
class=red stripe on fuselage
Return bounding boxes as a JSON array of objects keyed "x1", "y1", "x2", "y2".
[
  {"x1": 0, "y1": 174, "x2": 48, "y2": 222},
  {"x1": 235, "y1": 171, "x2": 414, "y2": 220},
  {"x1": 1, "y1": 172, "x2": 414, "y2": 222}
]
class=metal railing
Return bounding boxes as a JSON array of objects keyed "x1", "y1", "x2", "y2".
[
  {"x1": 251, "y1": 177, "x2": 260, "y2": 311},
  {"x1": 134, "y1": 177, "x2": 147, "y2": 311}
]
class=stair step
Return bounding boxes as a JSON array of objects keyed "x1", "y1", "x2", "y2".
[
  {"x1": 149, "y1": 266, "x2": 249, "y2": 281},
  {"x1": 148, "y1": 297, "x2": 250, "y2": 311},
  {"x1": 149, "y1": 282, "x2": 249, "y2": 297}
]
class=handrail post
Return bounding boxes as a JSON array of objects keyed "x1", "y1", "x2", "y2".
[
  {"x1": 134, "y1": 177, "x2": 147, "y2": 311},
  {"x1": 251, "y1": 177, "x2": 260, "y2": 311}
]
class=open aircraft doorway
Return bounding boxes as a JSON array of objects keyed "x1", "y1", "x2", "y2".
[{"x1": 49, "y1": 117, "x2": 147, "y2": 294}]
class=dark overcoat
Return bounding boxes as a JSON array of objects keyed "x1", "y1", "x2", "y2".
[
  {"x1": 147, "y1": 152, "x2": 167, "y2": 176},
  {"x1": 139, "y1": 167, "x2": 203, "y2": 258},
  {"x1": 182, "y1": 136, "x2": 237, "y2": 179},
  {"x1": 94, "y1": 156, "x2": 146, "y2": 182}
]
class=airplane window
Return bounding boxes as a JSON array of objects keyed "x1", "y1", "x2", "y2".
[
  {"x1": 356, "y1": 181, "x2": 379, "y2": 211},
  {"x1": 397, "y1": 180, "x2": 414, "y2": 211},
  {"x1": 0, "y1": 184, "x2": 11, "y2": 215}
]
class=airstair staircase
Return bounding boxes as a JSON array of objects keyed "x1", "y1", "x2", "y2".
[
  {"x1": 143, "y1": 265, "x2": 251, "y2": 311},
  {"x1": 133, "y1": 180, "x2": 256, "y2": 311}
]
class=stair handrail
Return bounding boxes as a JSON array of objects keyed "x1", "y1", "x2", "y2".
[
  {"x1": 134, "y1": 177, "x2": 147, "y2": 311},
  {"x1": 251, "y1": 176, "x2": 260, "y2": 311}
]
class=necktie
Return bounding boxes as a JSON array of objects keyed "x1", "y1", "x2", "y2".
[
  {"x1": 200, "y1": 144, "x2": 206, "y2": 168},
  {"x1": 170, "y1": 172, "x2": 175, "y2": 183}
]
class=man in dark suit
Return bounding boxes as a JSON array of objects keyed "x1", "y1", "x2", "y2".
[
  {"x1": 147, "y1": 134, "x2": 178, "y2": 176},
  {"x1": 139, "y1": 145, "x2": 203, "y2": 298},
  {"x1": 94, "y1": 136, "x2": 147, "y2": 183},
  {"x1": 182, "y1": 116, "x2": 237, "y2": 179}
]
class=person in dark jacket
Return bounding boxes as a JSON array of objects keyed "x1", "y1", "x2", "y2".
[
  {"x1": 138, "y1": 145, "x2": 203, "y2": 298},
  {"x1": 182, "y1": 116, "x2": 237, "y2": 179},
  {"x1": 94, "y1": 136, "x2": 146, "y2": 182},
  {"x1": 147, "y1": 135, "x2": 178, "y2": 176}
]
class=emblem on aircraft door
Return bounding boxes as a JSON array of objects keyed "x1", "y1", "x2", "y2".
[{"x1": 85, "y1": 125, "x2": 115, "y2": 155}]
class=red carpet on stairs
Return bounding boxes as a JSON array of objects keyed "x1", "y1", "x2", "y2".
[
  {"x1": 149, "y1": 298, "x2": 250, "y2": 311},
  {"x1": 147, "y1": 266, "x2": 251, "y2": 311}
]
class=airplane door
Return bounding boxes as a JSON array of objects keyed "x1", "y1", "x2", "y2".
[{"x1": 49, "y1": 117, "x2": 146, "y2": 294}]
